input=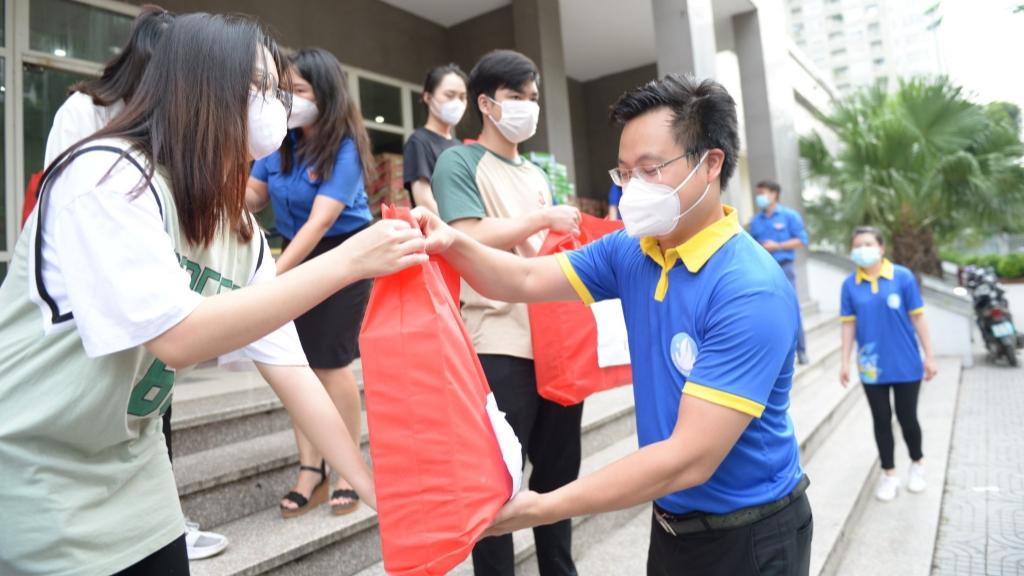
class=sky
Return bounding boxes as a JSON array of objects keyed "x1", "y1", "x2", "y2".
[{"x1": 938, "y1": 0, "x2": 1024, "y2": 111}]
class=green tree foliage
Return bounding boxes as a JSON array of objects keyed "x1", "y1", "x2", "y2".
[{"x1": 799, "y1": 77, "x2": 1024, "y2": 277}]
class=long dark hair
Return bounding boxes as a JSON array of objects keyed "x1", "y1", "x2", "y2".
[
  {"x1": 70, "y1": 5, "x2": 175, "y2": 106},
  {"x1": 47, "y1": 12, "x2": 286, "y2": 248},
  {"x1": 281, "y1": 48, "x2": 375, "y2": 185}
]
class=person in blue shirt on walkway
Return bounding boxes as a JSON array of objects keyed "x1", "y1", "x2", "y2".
[
  {"x1": 607, "y1": 183, "x2": 622, "y2": 220},
  {"x1": 246, "y1": 47, "x2": 376, "y2": 518},
  {"x1": 750, "y1": 180, "x2": 810, "y2": 364},
  {"x1": 839, "y1": 226, "x2": 937, "y2": 502},
  {"x1": 417, "y1": 74, "x2": 811, "y2": 576}
]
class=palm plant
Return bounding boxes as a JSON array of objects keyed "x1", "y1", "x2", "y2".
[{"x1": 800, "y1": 77, "x2": 1024, "y2": 277}]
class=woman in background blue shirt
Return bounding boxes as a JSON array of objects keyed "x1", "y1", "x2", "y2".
[
  {"x1": 247, "y1": 47, "x2": 374, "y2": 518},
  {"x1": 839, "y1": 226, "x2": 937, "y2": 503}
]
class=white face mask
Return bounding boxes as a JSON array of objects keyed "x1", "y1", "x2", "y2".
[
  {"x1": 619, "y1": 151, "x2": 710, "y2": 238},
  {"x1": 248, "y1": 92, "x2": 288, "y2": 161},
  {"x1": 488, "y1": 97, "x2": 539, "y2": 144},
  {"x1": 430, "y1": 96, "x2": 466, "y2": 126},
  {"x1": 287, "y1": 94, "x2": 319, "y2": 129}
]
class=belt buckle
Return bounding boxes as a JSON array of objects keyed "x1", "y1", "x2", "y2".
[{"x1": 655, "y1": 509, "x2": 678, "y2": 536}]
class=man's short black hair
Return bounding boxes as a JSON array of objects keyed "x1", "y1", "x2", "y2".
[
  {"x1": 610, "y1": 74, "x2": 739, "y2": 190},
  {"x1": 756, "y1": 180, "x2": 781, "y2": 196},
  {"x1": 468, "y1": 49, "x2": 540, "y2": 122}
]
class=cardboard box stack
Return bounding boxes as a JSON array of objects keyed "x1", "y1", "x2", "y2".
[{"x1": 367, "y1": 152, "x2": 410, "y2": 219}]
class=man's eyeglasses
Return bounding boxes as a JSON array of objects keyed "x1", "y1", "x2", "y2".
[{"x1": 608, "y1": 151, "x2": 699, "y2": 186}]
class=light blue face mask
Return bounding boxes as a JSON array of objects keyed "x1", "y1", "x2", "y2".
[
  {"x1": 755, "y1": 194, "x2": 771, "y2": 210},
  {"x1": 850, "y1": 246, "x2": 882, "y2": 268}
]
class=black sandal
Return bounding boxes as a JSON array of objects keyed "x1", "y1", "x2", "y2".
[
  {"x1": 331, "y1": 488, "x2": 361, "y2": 515},
  {"x1": 280, "y1": 460, "x2": 329, "y2": 518}
]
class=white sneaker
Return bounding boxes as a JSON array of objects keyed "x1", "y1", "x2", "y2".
[
  {"x1": 907, "y1": 463, "x2": 927, "y2": 493},
  {"x1": 184, "y1": 518, "x2": 229, "y2": 560},
  {"x1": 876, "y1": 473, "x2": 900, "y2": 501}
]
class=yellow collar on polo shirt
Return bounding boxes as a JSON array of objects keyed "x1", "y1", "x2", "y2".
[
  {"x1": 855, "y1": 258, "x2": 894, "y2": 294},
  {"x1": 640, "y1": 206, "x2": 743, "y2": 302}
]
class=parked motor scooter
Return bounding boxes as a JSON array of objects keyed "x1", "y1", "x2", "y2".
[{"x1": 964, "y1": 265, "x2": 1021, "y2": 366}]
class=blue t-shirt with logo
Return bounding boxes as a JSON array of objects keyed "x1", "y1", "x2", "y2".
[
  {"x1": 251, "y1": 132, "x2": 372, "y2": 239},
  {"x1": 749, "y1": 204, "x2": 808, "y2": 263},
  {"x1": 840, "y1": 260, "x2": 925, "y2": 384},
  {"x1": 557, "y1": 207, "x2": 804, "y2": 515}
]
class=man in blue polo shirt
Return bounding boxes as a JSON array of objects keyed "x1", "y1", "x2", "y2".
[
  {"x1": 750, "y1": 180, "x2": 810, "y2": 364},
  {"x1": 418, "y1": 74, "x2": 811, "y2": 576}
]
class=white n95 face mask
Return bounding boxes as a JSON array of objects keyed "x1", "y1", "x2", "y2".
[
  {"x1": 488, "y1": 97, "x2": 539, "y2": 144},
  {"x1": 248, "y1": 92, "x2": 288, "y2": 161},
  {"x1": 431, "y1": 97, "x2": 466, "y2": 126},
  {"x1": 619, "y1": 151, "x2": 710, "y2": 238},
  {"x1": 287, "y1": 95, "x2": 320, "y2": 129}
]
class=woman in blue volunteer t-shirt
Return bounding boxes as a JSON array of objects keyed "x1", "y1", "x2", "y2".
[
  {"x1": 246, "y1": 47, "x2": 374, "y2": 518},
  {"x1": 839, "y1": 226, "x2": 938, "y2": 503}
]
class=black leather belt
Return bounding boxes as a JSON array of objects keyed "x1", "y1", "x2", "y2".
[{"x1": 654, "y1": 475, "x2": 810, "y2": 536}]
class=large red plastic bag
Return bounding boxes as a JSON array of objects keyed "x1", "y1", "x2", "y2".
[
  {"x1": 359, "y1": 205, "x2": 522, "y2": 576},
  {"x1": 529, "y1": 214, "x2": 633, "y2": 406}
]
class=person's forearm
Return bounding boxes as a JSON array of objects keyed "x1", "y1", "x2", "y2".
[
  {"x1": 275, "y1": 220, "x2": 332, "y2": 274},
  {"x1": 841, "y1": 321, "x2": 856, "y2": 368},
  {"x1": 442, "y1": 228, "x2": 539, "y2": 303},
  {"x1": 147, "y1": 251, "x2": 357, "y2": 369},
  {"x1": 246, "y1": 187, "x2": 269, "y2": 213},
  {"x1": 911, "y1": 315, "x2": 935, "y2": 359},
  {"x1": 410, "y1": 182, "x2": 440, "y2": 216},
  {"x1": 256, "y1": 362, "x2": 375, "y2": 509},
  {"x1": 781, "y1": 238, "x2": 805, "y2": 251},
  {"x1": 534, "y1": 438, "x2": 711, "y2": 524},
  {"x1": 457, "y1": 212, "x2": 548, "y2": 252}
]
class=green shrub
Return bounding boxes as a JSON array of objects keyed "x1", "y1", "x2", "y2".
[
  {"x1": 940, "y1": 250, "x2": 964, "y2": 265},
  {"x1": 997, "y1": 253, "x2": 1024, "y2": 278},
  {"x1": 979, "y1": 254, "x2": 1003, "y2": 270}
]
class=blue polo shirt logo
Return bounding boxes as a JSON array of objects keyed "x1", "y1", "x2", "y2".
[
  {"x1": 858, "y1": 342, "x2": 881, "y2": 384},
  {"x1": 887, "y1": 293, "x2": 901, "y2": 309},
  {"x1": 670, "y1": 333, "x2": 698, "y2": 377}
]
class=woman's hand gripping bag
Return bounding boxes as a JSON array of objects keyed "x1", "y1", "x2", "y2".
[
  {"x1": 359, "y1": 205, "x2": 522, "y2": 576},
  {"x1": 528, "y1": 214, "x2": 633, "y2": 406}
]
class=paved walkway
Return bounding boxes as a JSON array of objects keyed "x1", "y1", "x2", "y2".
[{"x1": 931, "y1": 349, "x2": 1024, "y2": 575}]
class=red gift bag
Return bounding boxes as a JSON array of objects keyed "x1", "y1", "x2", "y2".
[
  {"x1": 360, "y1": 206, "x2": 521, "y2": 576},
  {"x1": 529, "y1": 214, "x2": 633, "y2": 406}
]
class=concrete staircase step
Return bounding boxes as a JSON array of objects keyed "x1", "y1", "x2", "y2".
[
  {"x1": 177, "y1": 386, "x2": 636, "y2": 530},
  {"x1": 190, "y1": 433, "x2": 642, "y2": 576},
  {"x1": 351, "y1": 434, "x2": 645, "y2": 576},
  {"x1": 792, "y1": 320, "x2": 844, "y2": 396},
  {"x1": 171, "y1": 360, "x2": 363, "y2": 458}
]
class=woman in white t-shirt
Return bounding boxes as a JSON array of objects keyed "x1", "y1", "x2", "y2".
[
  {"x1": 0, "y1": 13, "x2": 428, "y2": 576},
  {"x1": 39, "y1": 5, "x2": 236, "y2": 562},
  {"x1": 43, "y1": 4, "x2": 173, "y2": 168}
]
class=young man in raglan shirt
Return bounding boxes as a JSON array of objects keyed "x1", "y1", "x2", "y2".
[
  {"x1": 430, "y1": 49, "x2": 584, "y2": 576},
  {"x1": 419, "y1": 74, "x2": 812, "y2": 576}
]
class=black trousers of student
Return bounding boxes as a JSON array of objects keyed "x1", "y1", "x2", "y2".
[
  {"x1": 647, "y1": 493, "x2": 813, "y2": 576},
  {"x1": 115, "y1": 533, "x2": 190, "y2": 576},
  {"x1": 472, "y1": 354, "x2": 584, "y2": 576},
  {"x1": 862, "y1": 381, "x2": 924, "y2": 470}
]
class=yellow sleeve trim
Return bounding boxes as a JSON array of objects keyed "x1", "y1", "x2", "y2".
[
  {"x1": 840, "y1": 315, "x2": 856, "y2": 322},
  {"x1": 908, "y1": 307, "x2": 925, "y2": 316},
  {"x1": 683, "y1": 382, "x2": 765, "y2": 418},
  {"x1": 554, "y1": 252, "x2": 595, "y2": 305}
]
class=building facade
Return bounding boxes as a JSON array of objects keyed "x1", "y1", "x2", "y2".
[
  {"x1": 786, "y1": 0, "x2": 944, "y2": 94},
  {"x1": 0, "y1": 0, "x2": 836, "y2": 301}
]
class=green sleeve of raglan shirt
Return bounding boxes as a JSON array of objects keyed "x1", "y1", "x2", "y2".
[{"x1": 432, "y1": 145, "x2": 487, "y2": 224}]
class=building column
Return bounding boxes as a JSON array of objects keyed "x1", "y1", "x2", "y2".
[
  {"x1": 653, "y1": 0, "x2": 717, "y2": 79},
  {"x1": 734, "y1": 7, "x2": 810, "y2": 303},
  {"x1": 512, "y1": 0, "x2": 575, "y2": 181}
]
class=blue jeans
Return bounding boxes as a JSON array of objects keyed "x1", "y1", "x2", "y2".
[{"x1": 779, "y1": 261, "x2": 806, "y2": 354}]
